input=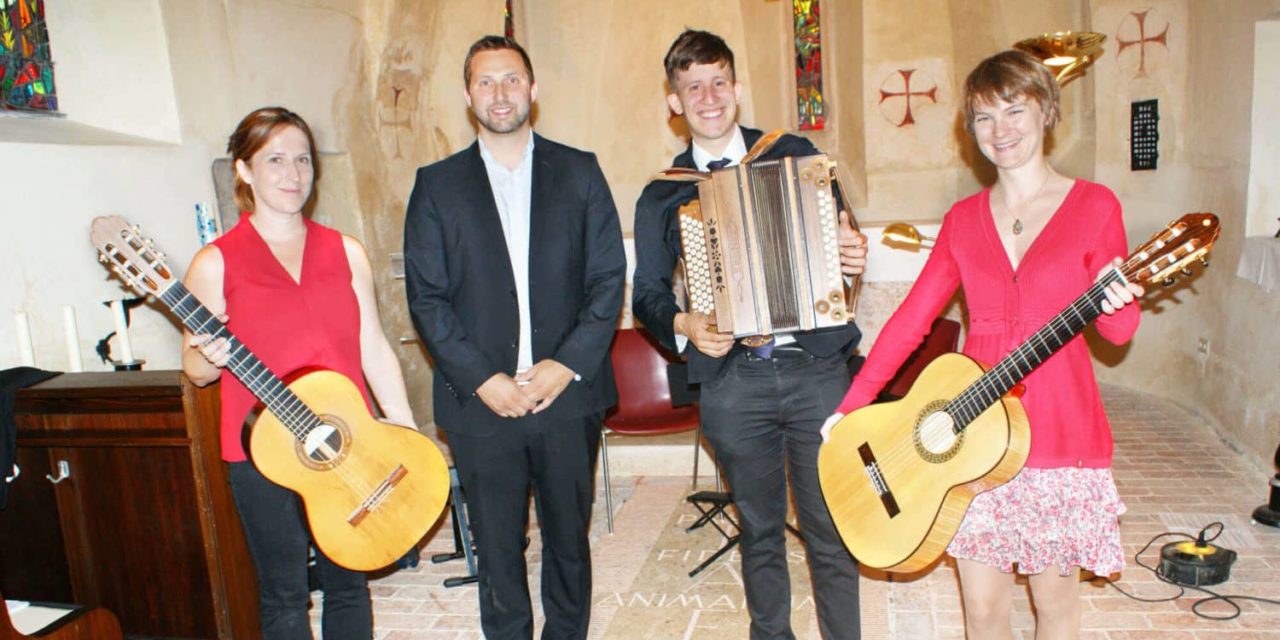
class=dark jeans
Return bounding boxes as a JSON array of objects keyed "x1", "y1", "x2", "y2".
[
  {"x1": 447, "y1": 411, "x2": 602, "y2": 640},
  {"x1": 228, "y1": 462, "x2": 372, "y2": 640},
  {"x1": 700, "y1": 348, "x2": 861, "y2": 640}
]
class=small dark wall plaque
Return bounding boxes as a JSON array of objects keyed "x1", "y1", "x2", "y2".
[{"x1": 1131, "y1": 99, "x2": 1159, "y2": 171}]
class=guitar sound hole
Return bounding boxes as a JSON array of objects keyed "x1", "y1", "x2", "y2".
[
  {"x1": 913, "y1": 401, "x2": 963, "y2": 463},
  {"x1": 297, "y1": 416, "x2": 352, "y2": 469}
]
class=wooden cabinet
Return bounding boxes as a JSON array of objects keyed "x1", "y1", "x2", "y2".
[{"x1": 0, "y1": 371, "x2": 259, "y2": 639}]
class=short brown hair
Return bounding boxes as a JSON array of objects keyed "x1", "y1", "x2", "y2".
[
  {"x1": 463, "y1": 35, "x2": 534, "y2": 87},
  {"x1": 226, "y1": 107, "x2": 318, "y2": 211},
  {"x1": 663, "y1": 29, "x2": 735, "y2": 90},
  {"x1": 962, "y1": 50, "x2": 1061, "y2": 135}
]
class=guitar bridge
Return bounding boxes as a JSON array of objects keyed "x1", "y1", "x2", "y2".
[
  {"x1": 347, "y1": 464, "x2": 408, "y2": 527},
  {"x1": 858, "y1": 443, "x2": 900, "y2": 517}
]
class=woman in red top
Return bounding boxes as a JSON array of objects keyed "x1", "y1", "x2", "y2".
[
  {"x1": 182, "y1": 107, "x2": 415, "y2": 640},
  {"x1": 824, "y1": 51, "x2": 1143, "y2": 638}
]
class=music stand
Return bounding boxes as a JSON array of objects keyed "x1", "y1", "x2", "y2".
[
  {"x1": 686, "y1": 490, "x2": 739, "y2": 576},
  {"x1": 428, "y1": 466, "x2": 529, "y2": 587},
  {"x1": 430, "y1": 467, "x2": 479, "y2": 587}
]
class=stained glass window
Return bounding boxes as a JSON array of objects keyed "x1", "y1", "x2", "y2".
[
  {"x1": 504, "y1": 0, "x2": 513, "y2": 39},
  {"x1": 1, "y1": 0, "x2": 57, "y2": 113},
  {"x1": 793, "y1": 0, "x2": 823, "y2": 130}
]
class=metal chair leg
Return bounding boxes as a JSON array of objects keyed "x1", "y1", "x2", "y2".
[
  {"x1": 602, "y1": 428, "x2": 614, "y2": 534},
  {"x1": 691, "y1": 422, "x2": 701, "y2": 489},
  {"x1": 714, "y1": 446, "x2": 723, "y2": 493}
]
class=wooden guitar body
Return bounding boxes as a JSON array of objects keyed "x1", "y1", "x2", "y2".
[
  {"x1": 248, "y1": 370, "x2": 450, "y2": 571},
  {"x1": 818, "y1": 353, "x2": 1030, "y2": 573},
  {"x1": 0, "y1": 594, "x2": 122, "y2": 640}
]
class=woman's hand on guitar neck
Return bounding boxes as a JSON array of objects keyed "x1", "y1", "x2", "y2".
[
  {"x1": 1096, "y1": 257, "x2": 1145, "y2": 315},
  {"x1": 186, "y1": 314, "x2": 233, "y2": 367},
  {"x1": 820, "y1": 412, "x2": 845, "y2": 443}
]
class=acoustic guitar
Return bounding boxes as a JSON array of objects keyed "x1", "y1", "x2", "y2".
[
  {"x1": 819, "y1": 213, "x2": 1220, "y2": 573},
  {"x1": 90, "y1": 216, "x2": 450, "y2": 571}
]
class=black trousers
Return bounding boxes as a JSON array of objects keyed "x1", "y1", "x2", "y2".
[
  {"x1": 447, "y1": 411, "x2": 602, "y2": 640},
  {"x1": 227, "y1": 462, "x2": 372, "y2": 640},
  {"x1": 700, "y1": 348, "x2": 861, "y2": 640}
]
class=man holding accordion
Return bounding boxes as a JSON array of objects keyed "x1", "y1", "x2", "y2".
[{"x1": 632, "y1": 29, "x2": 869, "y2": 640}]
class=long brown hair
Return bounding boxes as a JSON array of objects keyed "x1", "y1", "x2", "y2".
[{"x1": 226, "y1": 107, "x2": 318, "y2": 211}]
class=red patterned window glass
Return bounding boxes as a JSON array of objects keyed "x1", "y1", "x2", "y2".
[
  {"x1": 504, "y1": 0, "x2": 514, "y2": 39},
  {"x1": 1, "y1": 0, "x2": 58, "y2": 113},
  {"x1": 793, "y1": 0, "x2": 823, "y2": 130}
]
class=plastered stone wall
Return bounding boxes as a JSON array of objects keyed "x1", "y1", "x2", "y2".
[{"x1": 1090, "y1": 0, "x2": 1280, "y2": 467}]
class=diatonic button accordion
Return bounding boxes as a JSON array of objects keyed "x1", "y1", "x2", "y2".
[{"x1": 678, "y1": 154, "x2": 856, "y2": 338}]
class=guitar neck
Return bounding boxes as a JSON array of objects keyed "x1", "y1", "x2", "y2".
[
  {"x1": 158, "y1": 281, "x2": 320, "y2": 439},
  {"x1": 946, "y1": 269, "x2": 1125, "y2": 429}
]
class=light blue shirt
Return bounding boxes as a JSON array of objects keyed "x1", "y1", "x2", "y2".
[{"x1": 478, "y1": 134, "x2": 536, "y2": 371}]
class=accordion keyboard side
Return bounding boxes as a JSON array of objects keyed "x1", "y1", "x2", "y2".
[
  {"x1": 677, "y1": 200, "x2": 718, "y2": 318},
  {"x1": 792, "y1": 155, "x2": 849, "y2": 330}
]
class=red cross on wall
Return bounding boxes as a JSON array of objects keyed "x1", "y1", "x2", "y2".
[
  {"x1": 1116, "y1": 9, "x2": 1170, "y2": 79},
  {"x1": 878, "y1": 69, "x2": 937, "y2": 128}
]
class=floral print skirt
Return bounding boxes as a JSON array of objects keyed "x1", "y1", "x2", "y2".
[{"x1": 946, "y1": 467, "x2": 1126, "y2": 577}]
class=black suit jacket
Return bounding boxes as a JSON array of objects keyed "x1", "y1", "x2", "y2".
[
  {"x1": 404, "y1": 134, "x2": 626, "y2": 436},
  {"x1": 631, "y1": 126, "x2": 861, "y2": 384}
]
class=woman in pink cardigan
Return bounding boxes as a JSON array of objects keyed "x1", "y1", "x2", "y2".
[{"x1": 824, "y1": 50, "x2": 1144, "y2": 638}]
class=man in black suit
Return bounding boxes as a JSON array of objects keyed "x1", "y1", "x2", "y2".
[
  {"x1": 632, "y1": 30, "x2": 867, "y2": 640},
  {"x1": 404, "y1": 35, "x2": 625, "y2": 639}
]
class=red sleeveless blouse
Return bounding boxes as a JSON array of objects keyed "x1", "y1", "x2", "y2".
[{"x1": 212, "y1": 216, "x2": 369, "y2": 462}]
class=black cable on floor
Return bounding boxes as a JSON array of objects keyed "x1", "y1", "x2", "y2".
[{"x1": 1102, "y1": 521, "x2": 1280, "y2": 620}]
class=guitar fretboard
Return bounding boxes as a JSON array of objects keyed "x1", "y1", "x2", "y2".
[
  {"x1": 160, "y1": 281, "x2": 321, "y2": 439},
  {"x1": 944, "y1": 269, "x2": 1126, "y2": 431}
]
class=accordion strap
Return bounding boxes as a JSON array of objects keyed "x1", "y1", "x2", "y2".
[
  {"x1": 649, "y1": 167, "x2": 709, "y2": 183},
  {"x1": 648, "y1": 129, "x2": 790, "y2": 184},
  {"x1": 741, "y1": 129, "x2": 786, "y2": 164}
]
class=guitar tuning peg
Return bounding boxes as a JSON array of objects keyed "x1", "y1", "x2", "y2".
[
  {"x1": 1161, "y1": 277, "x2": 1176, "y2": 287},
  {"x1": 1181, "y1": 267, "x2": 1193, "y2": 277},
  {"x1": 98, "y1": 254, "x2": 108, "y2": 264},
  {"x1": 1200, "y1": 257, "x2": 1211, "y2": 268}
]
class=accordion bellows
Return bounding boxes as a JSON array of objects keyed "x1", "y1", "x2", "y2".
[{"x1": 679, "y1": 154, "x2": 854, "y2": 338}]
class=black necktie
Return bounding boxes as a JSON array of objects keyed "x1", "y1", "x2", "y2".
[{"x1": 707, "y1": 158, "x2": 731, "y2": 170}]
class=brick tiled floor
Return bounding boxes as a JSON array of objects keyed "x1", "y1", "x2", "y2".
[{"x1": 311, "y1": 385, "x2": 1279, "y2": 638}]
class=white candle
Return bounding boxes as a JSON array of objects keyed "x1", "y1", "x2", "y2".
[
  {"x1": 15, "y1": 311, "x2": 34, "y2": 367},
  {"x1": 111, "y1": 300, "x2": 135, "y2": 362},
  {"x1": 62, "y1": 305, "x2": 83, "y2": 372}
]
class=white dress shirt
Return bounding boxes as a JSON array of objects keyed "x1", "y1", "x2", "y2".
[{"x1": 478, "y1": 134, "x2": 536, "y2": 371}]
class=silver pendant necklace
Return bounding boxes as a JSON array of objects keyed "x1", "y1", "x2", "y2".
[{"x1": 1009, "y1": 172, "x2": 1052, "y2": 236}]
